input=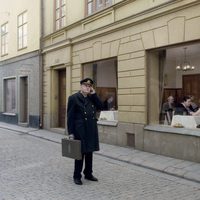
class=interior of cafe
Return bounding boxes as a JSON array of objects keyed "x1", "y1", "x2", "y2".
[{"x1": 160, "y1": 43, "x2": 200, "y2": 128}]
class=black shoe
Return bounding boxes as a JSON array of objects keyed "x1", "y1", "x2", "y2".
[
  {"x1": 85, "y1": 175, "x2": 98, "y2": 181},
  {"x1": 74, "y1": 178, "x2": 82, "y2": 185}
]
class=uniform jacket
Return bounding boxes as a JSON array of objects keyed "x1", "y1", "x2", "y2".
[
  {"x1": 67, "y1": 92, "x2": 103, "y2": 153},
  {"x1": 174, "y1": 103, "x2": 191, "y2": 115}
]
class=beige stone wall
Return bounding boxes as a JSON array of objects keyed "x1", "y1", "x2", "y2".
[
  {"x1": 0, "y1": 0, "x2": 41, "y2": 61},
  {"x1": 42, "y1": 0, "x2": 200, "y2": 132},
  {"x1": 144, "y1": 128, "x2": 200, "y2": 162}
]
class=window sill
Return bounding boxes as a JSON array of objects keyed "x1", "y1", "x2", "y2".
[
  {"x1": 145, "y1": 125, "x2": 200, "y2": 137},
  {"x1": 2, "y1": 112, "x2": 16, "y2": 116}
]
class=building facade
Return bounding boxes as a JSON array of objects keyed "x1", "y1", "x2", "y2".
[
  {"x1": 42, "y1": 0, "x2": 200, "y2": 162},
  {"x1": 0, "y1": 0, "x2": 42, "y2": 128}
]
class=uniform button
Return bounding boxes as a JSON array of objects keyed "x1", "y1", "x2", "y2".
[
  {"x1": 84, "y1": 112, "x2": 87, "y2": 114},
  {"x1": 93, "y1": 111, "x2": 94, "y2": 113},
  {"x1": 92, "y1": 105, "x2": 94, "y2": 107},
  {"x1": 85, "y1": 118, "x2": 87, "y2": 120}
]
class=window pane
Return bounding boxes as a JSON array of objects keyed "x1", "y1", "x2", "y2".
[
  {"x1": 18, "y1": 15, "x2": 23, "y2": 26},
  {"x1": 18, "y1": 26, "x2": 22, "y2": 49},
  {"x1": 61, "y1": 6, "x2": 65, "y2": 17},
  {"x1": 83, "y1": 59, "x2": 118, "y2": 111},
  {"x1": 96, "y1": 0, "x2": 103, "y2": 6},
  {"x1": 4, "y1": 79, "x2": 16, "y2": 113},
  {"x1": 23, "y1": 12, "x2": 27, "y2": 23},
  {"x1": 56, "y1": 9, "x2": 60, "y2": 20},
  {"x1": 1, "y1": 35, "x2": 5, "y2": 45},
  {"x1": 96, "y1": 0, "x2": 103, "y2": 10},
  {"x1": 5, "y1": 23, "x2": 8, "y2": 32},
  {"x1": 56, "y1": 20, "x2": 60, "y2": 30},
  {"x1": 18, "y1": 12, "x2": 27, "y2": 49},
  {"x1": 5, "y1": 44, "x2": 8, "y2": 54},
  {"x1": 18, "y1": 39, "x2": 22, "y2": 49},
  {"x1": 105, "y1": 0, "x2": 111, "y2": 5},
  {"x1": 88, "y1": 2, "x2": 93, "y2": 15},
  {"x1": 1, "y1": 24, "x2": 8, "y2": 35},
  {"x1": 61, "y1": 17, "x2": 65, "y2": 28},
  {"x1": 55, "y1": 0, "x2": 66, "y2": 30},
  {"x1": 61, "y1": 0, "x2": 65, "y2": 6},
  {"x1": 56, "y1": 0, "x2": 60, "y2": 9},
  {"x1": 18, "y1": 26, "x2": 22, "y2": 38},
  {"x1": 23, "y1": 35, "x2": 27, "y2": 47},
  {"x1": 23, "y1": 23, "x2": 27, "y2": 35},
  {"x1": 1, "y1": 26, "x2": 5, "y2": 34}
]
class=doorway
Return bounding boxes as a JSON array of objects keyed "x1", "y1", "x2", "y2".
[
  {"x1": 19, "y1": 76, "x2": 28, "y2": 124},
  {"x1": 183, "y1": 74, "x2": 200, "y2": 105},
  {"x1": 58, "y1": 69, "x2": 66, "y2": 128}
]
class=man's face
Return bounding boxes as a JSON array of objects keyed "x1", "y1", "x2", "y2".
[
  {"x1": 184, "y1": 99, "x2": 192, "y2": 107},
  {"x1": 168, "y1": 97, "x2": 174, "y2": 103},
  {"x1": 80, "y1": 83, "x2": 92, "y2": 94}
]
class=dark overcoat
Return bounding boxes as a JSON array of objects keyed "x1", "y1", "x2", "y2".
[{"x1": 67, "y1": 92, "x2": 102, "y2": 153}]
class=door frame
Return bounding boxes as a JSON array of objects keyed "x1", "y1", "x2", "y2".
[
  {"x1": 182, "y1": 74, "x2": 200, "y2": 103},
  {"x1": 18, "y1": 75, "x2": 29, "y2": 125}
]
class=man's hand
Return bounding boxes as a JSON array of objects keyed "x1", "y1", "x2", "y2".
[{"x1": 90, "y1": 87, "x2": 96, "y2": 94}]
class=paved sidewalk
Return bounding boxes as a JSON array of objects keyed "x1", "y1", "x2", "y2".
[{"x1": 1, "y1": 122, "x2": 200, "y2": 184}]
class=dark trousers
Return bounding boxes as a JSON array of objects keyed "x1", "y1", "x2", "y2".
[{"x1": 73, "y1": 152, "x2": 93, "y2": 179}]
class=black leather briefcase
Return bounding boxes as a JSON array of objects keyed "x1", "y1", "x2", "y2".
[{"x1": 61, "y1": 138, "x2": 82, "y2": 160}]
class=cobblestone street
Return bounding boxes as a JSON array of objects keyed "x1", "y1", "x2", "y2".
[{"x1": 1, "y1": 128, "x2": 200, "y2": 200}]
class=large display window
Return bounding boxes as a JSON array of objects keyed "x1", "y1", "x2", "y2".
[{"x1": 148, "y1": 43, "x2": 200, "y2": 128}]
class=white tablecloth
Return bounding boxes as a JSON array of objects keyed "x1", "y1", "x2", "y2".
[{"x1": 171, "y1": 115, "x2": 200, "y2": 129}]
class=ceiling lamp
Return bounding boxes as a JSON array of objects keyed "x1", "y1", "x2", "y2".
[{"x1": 176, "y1": 47, "x2": 195, "y2": 71}]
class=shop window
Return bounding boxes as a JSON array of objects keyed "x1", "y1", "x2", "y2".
[
  {"x1": 148, "y1": 43, "x2": 200, "y2": 128},
  {"x1": 4, "y1": 78, "x2": 16, "y2": 113},
  {"x1": 83, "y1": 58, "x2": 118, "y2": 125}
]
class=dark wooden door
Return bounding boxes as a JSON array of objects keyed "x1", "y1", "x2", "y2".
[
  {"x1": 183, "y1": 74, "x2": 200, "y2": 105},
  {"x1": 58, "y1": 70, "x2": 66, "y2": 128},
  {"x1": 162, "y1": 88, "x2": 182, "y2": 104},
  {"x1": 19, "y1": 76, "x2": 28, "y2": 123}
]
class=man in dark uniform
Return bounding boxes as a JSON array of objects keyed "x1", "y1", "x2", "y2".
[
  {"x1": 174, "y1": 96, "x2": 193, "y2": 115},
  {"x1": 67, "y1": 78, "x2": 103, "y2": 185}
]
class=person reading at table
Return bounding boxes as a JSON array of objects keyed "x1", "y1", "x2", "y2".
[{"x1": 161, "y1": 95, "x2": 175, "y2": 124}]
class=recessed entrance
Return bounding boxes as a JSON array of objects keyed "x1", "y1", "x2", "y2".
[
  {"x1": 19, "y1": 76, "x2": 28, "y2": 124},
  {"x1": 58, "y1": 69, "x2": 66, "y2": 128}
]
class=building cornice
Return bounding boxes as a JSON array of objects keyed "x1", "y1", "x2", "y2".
[{"x1": 42, "y1": 0, "x2": 200, "y2": 52}]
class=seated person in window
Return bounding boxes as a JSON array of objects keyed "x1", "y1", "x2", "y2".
[
  {"x1": 161, "y1": 95, "x2": 175, "y2": 124},
  {"x1": 103, "y1": 95, "x2": 115, "y2": 111},
  {"x1": 174, "y1": 96, "x2": 193, "y2": 115},
  {"x1": 189, "y1": 95, "x2": 199, "y2": 112}
]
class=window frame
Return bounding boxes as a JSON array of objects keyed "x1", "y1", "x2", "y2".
[
  {"x1": 85, "y1": 0, "x2": 112, "y2": 16},
  {"x1": 1, "y1": 22, "x2": 8, "y2": 56},
  {"x1": 54, "y1": 0, "x2": 66, "y2": 31},
  {"x1": 82, "y1": 58, "x2": 118, "y2": 126},
  {"x1": 147, "y1": 43, "x2": 200, "y2": 128},
  {"x1": 17, "y1": 11, "x2": 28, "y2": 50},
  {"x1": 3, "y1": 77, "x2": 17, "y2": 114}
]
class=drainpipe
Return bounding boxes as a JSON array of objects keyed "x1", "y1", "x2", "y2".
[
  {"x1": 39, "y1": 0, "x2": 44, "y2": 128},
  {"x1": 65, "y1": 38, "x2": 72, "y2": 135}
]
